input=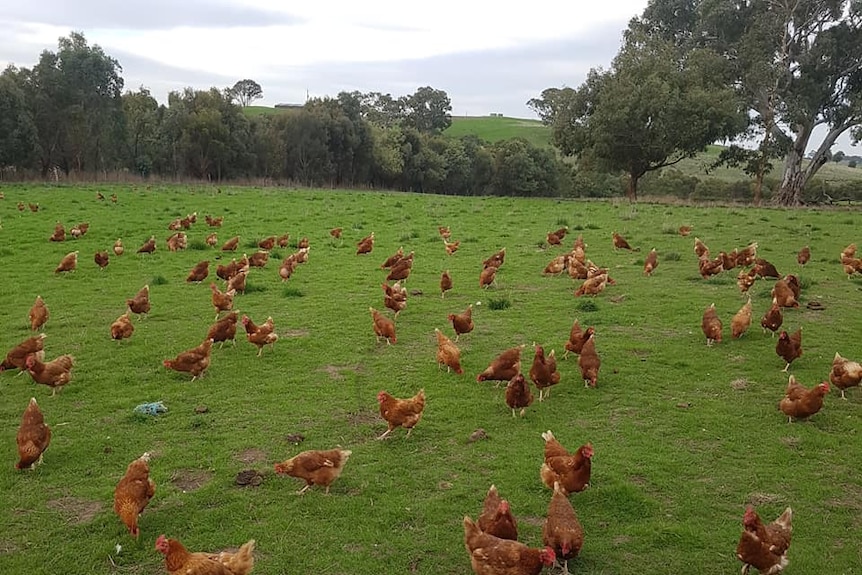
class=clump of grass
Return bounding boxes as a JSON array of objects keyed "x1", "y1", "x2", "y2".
[
  {"x1": 486, "y1": 297, "x2": 511, "y2": 310},
  {"x1": 664, "y1": 252, "x2": 682, "y2": 261},
  {"x1": 798, "y1": 276, "x2": 816, "y2": 290},
  {"x1": 351, "y1": 222, "x2": 365, "y2": 230},
  {"x1": 585, "y1": 223, "x2": 601, "y2": 230},
  {"x1": 244, "y1": 283, "x2": 266, "y2": 294},
  {"x1": 398, "y1": 231, "x2": 420, "y2": 242},
  {"x1": 555, "y1": 217, "x2": 569, "y2": 227},
  {"x1": 150, "y1": 275, "x2": 168, "y2": 285},
  {"x1": 759, "y1": 216, "x2": 770, "y2": 222},
  {"x1": 188, "y1": 239, "x2": 208, "y2": 250},
  {"x1": 572, "y1": 224, "x2": 584, "y2": 231},
  {"x1": 244, "y1": 239, "x2": 259, "y2": 249},
  {"x1": 661, "y1": 225, "x2": 677, "y2": 235},
  {"x1": 463, "y1": 237, "x2": 479, "y2": 243},
  {"x1": 282, "y1": 286, "x2": 304, "y2": 298},
  {"x1": 576, "y1": 300, "x2": 599, "y2": 312}
]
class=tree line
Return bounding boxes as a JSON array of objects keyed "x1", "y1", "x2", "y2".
[
  {"x1": 3, "y1": 1, "x2": 861, "y2": 207},
  {"x1": 0, "y1": 32, "x2": 566, "y2": 197}
]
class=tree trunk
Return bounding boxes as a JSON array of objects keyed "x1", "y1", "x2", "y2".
[
  {"x1": 777, "y1": 120, "x2": 853, "y2": 206},
  {"x1": 626, "y1": 173, "x2": 639, "y2": 201}
]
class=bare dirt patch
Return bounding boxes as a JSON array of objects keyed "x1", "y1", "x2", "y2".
[
  {"x1": 745, "y1": 492, "x2": 784, "y2": 506},
  {"x1": 46, "y1": 496, "x2": 103, "y2": 525},
  {"x1": 170, "y1": 469, "x2": 214, "y2": 492},
  {"x1": 282, "y1": 329, "x2": 309, "y2": 337},
  {"x1": 780, "y1": 436, "x2": 801, "y2": 449},
  {"x1": 234, "y1": 448, "x2": 268, "y2": 464},
  {"x1": 345, "y1": 408, "x2": 378, "y2": 426},
  {"x1": 319, "y1": 364, "x2": 363, "y2": 380},
  {"x1": 0, "y1": 540, "x2": 19, "y2": 554},
  {"x1": 730, "y1": 378, "x2": 749, "y2": 390}
]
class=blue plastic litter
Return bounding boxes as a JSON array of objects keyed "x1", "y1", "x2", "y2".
[{"x1": 134, "y1": 401, "x2": 168, "y2": 416}]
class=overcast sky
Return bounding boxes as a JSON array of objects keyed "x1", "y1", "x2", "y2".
[{"x1": 0, "y1": 0, "x2": 858, "y2": 153}]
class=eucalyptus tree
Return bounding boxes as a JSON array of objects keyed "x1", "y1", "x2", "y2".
[
  {"x1": 530, "y1": 31, "x2": 743, "y2": 200},
  {"x1": 0, "y1": 69, "x2": 37, "y2": 169},
  {"x1": 633, "y1": 0, "x2": 862, "y2": 204}
]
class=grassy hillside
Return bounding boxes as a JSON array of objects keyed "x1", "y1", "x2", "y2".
[
  {"x1": 241, "y1": 105, "x2": 293, "y2": 118},
  {"x1": 2, "y1": 185, "x2": 859, "y2": 574},
  {"x1": 445, "y1": 115, "x2": 552, "y2": 149}
]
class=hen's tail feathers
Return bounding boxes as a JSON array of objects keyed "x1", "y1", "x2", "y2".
[
  {"x1": 542, "y1": 430, "x2": 555, "y2": 442},
  {"x1": 775, "y1": 507, "x2": 793, "y2": 531}
]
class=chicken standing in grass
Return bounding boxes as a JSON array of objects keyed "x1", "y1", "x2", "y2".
[
  {"x1": 448, "y1": 304, "x2": 474, "y2": 341},
  {"x1": 505, "y1": 373, "x2": 534, "y2": 417},
  {"x1": 94, "y1": 250, "x2": 109, "y2": 270},
  {"x1": 761, "y1": 300, "x2": 783, "y2": 336},
  {"x1": 540, "y1": 431, "x2": 593, "y2": 495},
  {"x1": 829, "y1": 352, "x2": 862, "y2": 399},
  {"x1": 274, "y1": 448, "x2": 352, "y2": 494},
  {"x1": 26, "y1": 354, "x2": 75, "y2": 396},
  {"x1": 16, "y1": 398, "x2": 51, "y2": 470},
  {"x1": 370, "y1": 307, "x2": 396, "y2": 345},
  {"x1": 732, "y1": 297, "x2": 753, "y2": 339},
  {"x1": 478, "y1": 484, "x2": 518, "y2": 540},
  {"x1": 126, "y1": 285, "x2": 151, "y2": 319},
  {"x1": 643, "y1": 248, "x2": 658, "y2": 276},
  {"x1": 543, "y1": 481, "x2": 584, "y2": 575},
  {"x1": 435, "y1": 328, "x2": 463, "y2": 374},
  {"x1": 440, "y1": 270, "x2": 453, "y2": 298},
  {"x1": 377, "y1": 388, "x2": 425, "y2": 439},
  {"x1": 55, "y1": 251, "x2": 78, "y2": 273},
  {"x1": 779, "y1": 375, "x2": 828, "y2": 422},
  {"x1": 529, "y1": 345, "x2": 560, "y2": 401},
  {"x1": 163, "y1": 338, "x2": 213, "y2": 380},
  {"x1": 241, "y1": 315, "x2": 278, "y2": 356},
  {"x1": 776, "y1": 328, "x2": 802, "y2": 372},
  {"x1": 701, "y1": 303, "x2": 722, "y2": 346},
  {"x1": 563, "y1": 319, "x2": 594, "y2": 359},
  {"x1": 736, "y1": 506, "x2": 792, "y2": 575},
  {"x1": 114, "y1": 452, "x2": 155, "y2": 539},
  {"x1": 29, "y1": 296, "x2": 49, "y2": 331},
  {"x1": 110, "y1": 312, "x2": 134, "y2": 341}
]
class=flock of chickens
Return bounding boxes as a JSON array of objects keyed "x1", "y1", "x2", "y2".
[
  {"x1": 691, "y1": 236, "x2": 862, "y2": 426},
  {"x1": 4, "y1": 193, "x2": 862, "y2": 575}
]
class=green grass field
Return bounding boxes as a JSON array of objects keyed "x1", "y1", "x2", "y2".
[
  {"x1": 0, "y1": 184, "x2": 861, "y2": 574},
  {"x1": 445, "y1": 116, "x2": 552, "y2": 149}
]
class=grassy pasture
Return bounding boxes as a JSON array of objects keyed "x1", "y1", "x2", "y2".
[
  {"x1": 0, "y1": 184, "x2": 861, "y2": 574},
  {"x1": 446, "y1": 116, "x2": 552, "y2": 149}
]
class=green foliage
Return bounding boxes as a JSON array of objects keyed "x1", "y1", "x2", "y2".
[
  {"x1": 0, "y1": 72, "x2": 37, "y2": 168},
  {"x1": 0, "y1": 186, "x2": 860, "y2": 575},
  {"x1": 532, "y1": 32, "x2": 745, "y2": 200},
  {"x1": 634, "y1": 0, "x2": 862, "y2": 205}
]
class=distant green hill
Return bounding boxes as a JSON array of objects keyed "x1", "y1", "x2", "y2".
[
  {"x1": 444, "y1": 115, "x2": 551, "y2": 148},
  {"x1": 242, "y1": 105, "x2": 292, "y2": 117}
]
